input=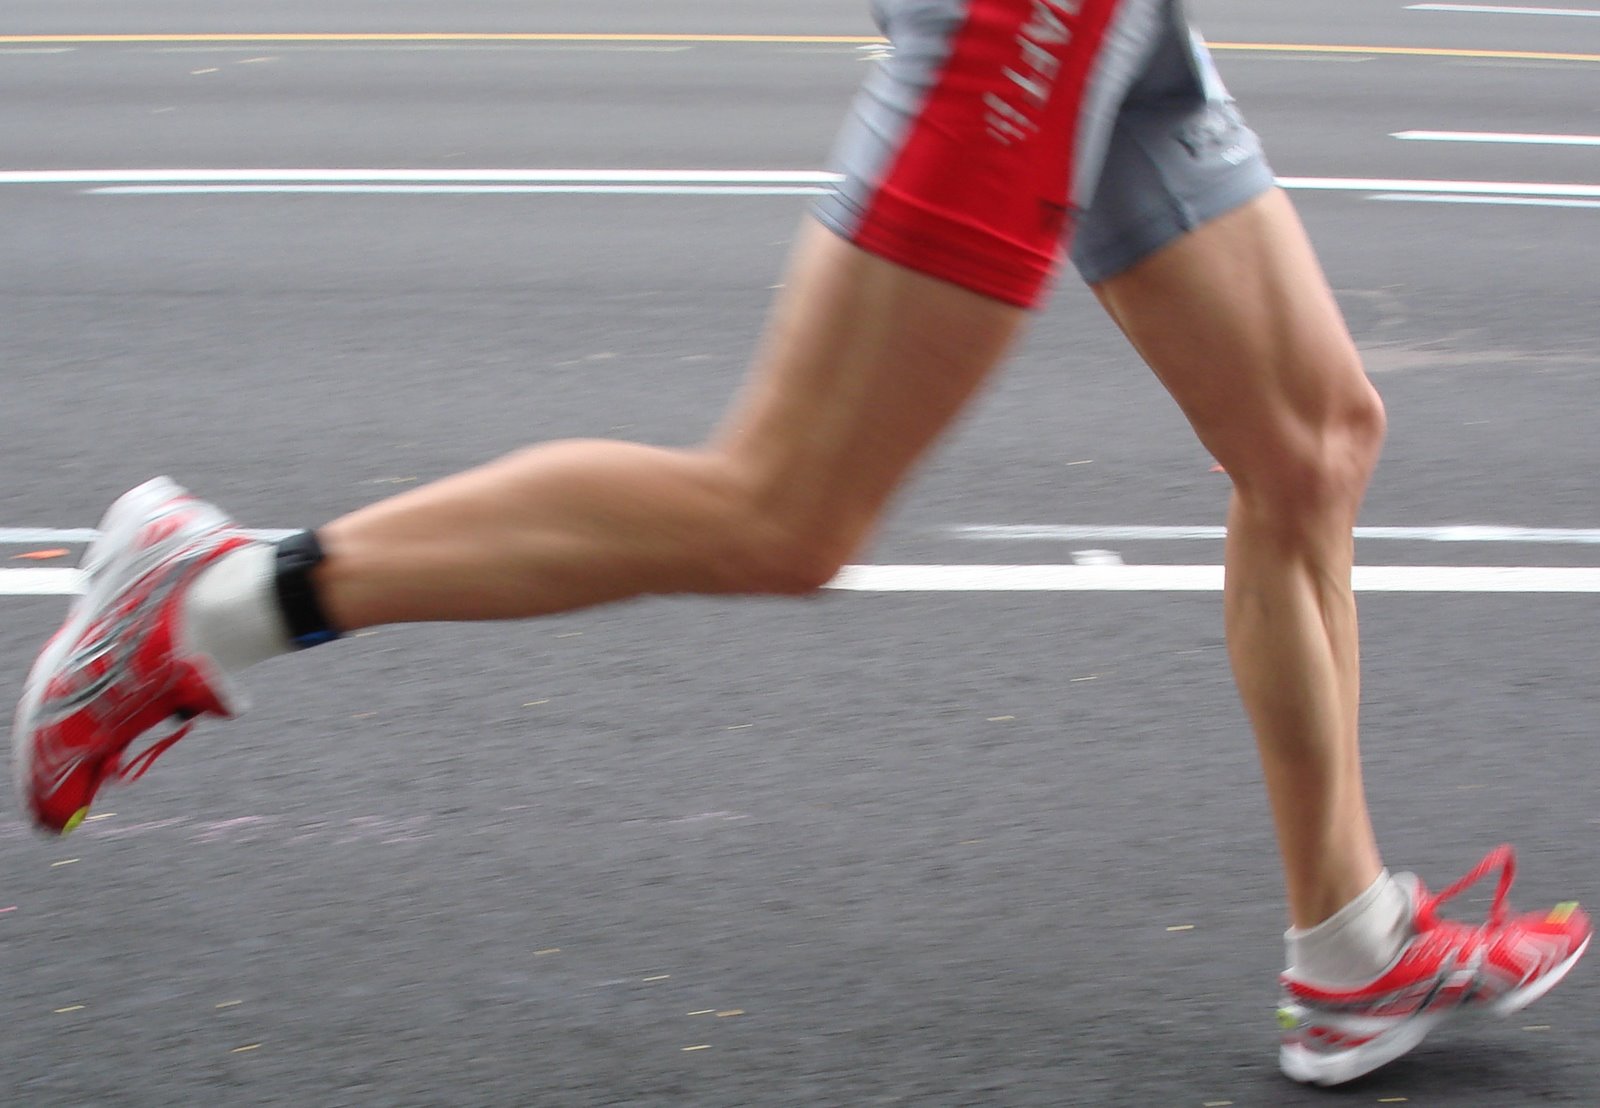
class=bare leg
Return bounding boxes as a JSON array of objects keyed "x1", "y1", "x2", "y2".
[
  {"x1": 316, "y1": 219, "x2": 1026, "y2": 627},
  {"x1": 1093, "y1": 189, "x2": 1388, "y2": 928}
]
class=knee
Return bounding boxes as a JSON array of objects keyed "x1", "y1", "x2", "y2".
[
  {"x1": 697, "y1": 461, "x2": 869, "y2": 597},
  {"x1": 1228, "y1": 379, "x2": 1387, "y2": 525},
  {"x1": 742, "y1": 526, "x2": 859, "y2": 596},
  {"x1": 717, "y1": 509, "x2": 863, "y2": 597}
]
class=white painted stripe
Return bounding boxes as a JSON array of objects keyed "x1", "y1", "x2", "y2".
[
  {"x1": 12, "y1": 525, "x2": 1600, "y2": 547},
  {"x1": 1407, "y1": 4, "x2": 1600, "y2": 16},
  {"x1": 952, "y1": 524, "x2": 1600, "y2": 544},
  {"x1": 8, "y1": 524, "x2": 1600, "y2": 547},
  {"x1": 81, "y1": 180, "x2": 1600, "y2": 204},
  {"x1": 0, "y1": 170, "x2": 1595, "y2": 201},
  {"x1": 1393, "y1": 130, "x2": 1600, "y2": 146},
  {"x1": 0, "y1": 528, "x2": 296, "y2": 544},
  {"x1": 1277, "y1": 177, "x2": 1600, "y2": 198},
  {"x1": 5, "y1": 565, "x2": 1599, "y2": 596},
  {"x1": 1372, "y1": 193, "x2": 1600, "y2": 209},
  {"x1": 829, "y1": 565, "x2": 1600, "y2": 592},
  {"x1": 89, "y1": 185, "x2": 832, "y2": 197},
  {"x1": 0, "y1": 528, "x2": 100, "y2": 544},
  {"x1": 0, "y1": 570, "x2": 82, "y2": 596},
  {"x1": 0, "y1": 169, "x2": 844, "y2": 185},
  {"x1": 833, "y1": 565, "x2": 1221, "y2": 591}
]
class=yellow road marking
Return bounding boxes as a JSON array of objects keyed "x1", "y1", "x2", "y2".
[{"x1": 0, "y1": 34, "x2": 1595, "y2": 63}]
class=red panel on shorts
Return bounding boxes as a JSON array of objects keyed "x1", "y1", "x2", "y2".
[{"x1": 853, "y1": 0, "x2": 1124, "y2": 308}]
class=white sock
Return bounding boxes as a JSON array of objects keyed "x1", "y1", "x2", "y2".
[
  {"x1": 181, "y1": 543, "x2": 294, "y2": 677},
  {"x1": 1285, "y1": 870, "x2": 1413, "y2": 986}
]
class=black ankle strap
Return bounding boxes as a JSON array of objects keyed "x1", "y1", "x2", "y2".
[{"x1": 274, "y1": 530, "x2": 341, "y2": 648}]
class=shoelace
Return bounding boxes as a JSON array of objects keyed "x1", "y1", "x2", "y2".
[
  {"x1": 113, "y1": 710, "x2": 198, "y2": 783},
  {"x1": 1413, "y1": 844, "x2": 1516, "y2": 933}
]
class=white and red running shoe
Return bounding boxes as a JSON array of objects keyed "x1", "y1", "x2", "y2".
[
  {"x1": 12, "y1": 477, "x2": 256, "y2": 835},
  {"x1": 1278, "y1": 845, "x2": 1591, "y2": 1086}
]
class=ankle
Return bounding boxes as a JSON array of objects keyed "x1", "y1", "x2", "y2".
[{"x1": 1286, "y1": 870, "x2": 1413, "y2": 986}]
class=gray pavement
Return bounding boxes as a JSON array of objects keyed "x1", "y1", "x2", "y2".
[{"x1": 2, "y1": 2, "x2": 1598, "y2": 1105}]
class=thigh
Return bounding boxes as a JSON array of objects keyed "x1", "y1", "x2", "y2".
[
  {"x1": 1090, "y1": 189, "x2": 1376, "y2": 484},
  {"x1": 814, "y1": 0, "x2": 1178, "y2": 309},
  {"x1": 709, "y1": 219, "x2": 1026, "y2": 543}
]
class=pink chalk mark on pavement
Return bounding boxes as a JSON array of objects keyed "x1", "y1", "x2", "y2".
[{"x1": 1, "y1": 812, "x2": 434, "y2": 845}]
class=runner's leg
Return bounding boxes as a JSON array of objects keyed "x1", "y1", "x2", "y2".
[
  {"x1": 315, "y1": 220, "x2": 1025, "y2": 628},
  {"x1": 1092, "y1": 187, "x2": 1387, "y2": 928},
  {"x1": 1076, "y1": 13, "x2": 1587, "y2": 1085},
  {"x1": 11, "y1": 0, "x2": 1084, "y2": 836}
]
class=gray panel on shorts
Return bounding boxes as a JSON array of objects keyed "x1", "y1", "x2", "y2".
[
  {"x1": 1068, "y1": 0, "x2": 1168, "y2": 212},
  {"x1": 812, "y1": 0, "x2": 968, "y2": 241},
  {"x1": 1068, "y1": 9, "x2": 1277, "y2": 284}
]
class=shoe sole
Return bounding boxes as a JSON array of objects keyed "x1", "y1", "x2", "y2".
[
  {"x1": 1280, "y1": 1010, "x2": 1444, "y2": 1088},
  {"x1": 11, "y1": 477, "x2": 190, "y2": 834},
  {"x1": 1281, "y1": 932, "x2": 1592, "y2": 1086}
]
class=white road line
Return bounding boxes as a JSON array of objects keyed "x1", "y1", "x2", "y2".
[
  {"x1": 1373, "y1": 193, "x2": 1600, "y2": 209},
  {"x1": 0, "y1": 570, "x2": 81, "y2": 596},
  {"x1": 952, "y1": 524, "x2": 1600, "y2": 544},
  {"x1": 88, "y1": 185, "x2": 833, "y2": 197},
  {"x1": 833, "y1": 566, "x2": 1600, "y2": 592},
  {"x1": 7, "y1": 524, "x2": 1600, "y2": 547},
  {"x1": 1277, "y1": 176, "x2": 1600, "y2": 198},
  {"x1": 1393, "y1": 130, "x2": 1600, "y2": 146},
  {"x1": 0, "y1": 528, "x2": 296, "y2": 544},
  {"x1": 0, "y1": 170, "x2": 1595, "y2": 202},
  {"x1": 0, "y1": 170, "x2": 845, "y2": 185},
  {"x1": 5, "y1": 565, "x2": 1599, "y2": 596},
  {"x1": 0, "y1": 529, "x2": 99, "y2": 544},
  {"x1": 103, "y1": 183, "x2": 1600, "y2": 205},
  {"x1": 1407, "y1": 4, "x2": 1600, "y2": 16}
]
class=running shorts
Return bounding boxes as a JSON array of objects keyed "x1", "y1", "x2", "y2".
[{"x1": 813, "y1": 0, "x2": 1277, "y2": 307}]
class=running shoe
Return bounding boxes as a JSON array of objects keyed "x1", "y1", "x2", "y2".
[
  {"x1": 12, "y1": 477, "x2": 255, "y2": 834},
  {"x1": 1278, "y1": 845, "x2": 1591, "y2": 1086}
]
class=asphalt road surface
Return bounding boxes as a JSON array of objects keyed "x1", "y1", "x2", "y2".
[{"x1": 2, "y1": 2, "x2": 1598, "y2": 1105}]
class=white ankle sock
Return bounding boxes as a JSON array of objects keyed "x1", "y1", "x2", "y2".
[
  {"x1": 181, "y1": 544, "x2": 294, "y2": 677},
  {"x1": 1285, "y1": 870, "x2": 1413, "y2": 986}
]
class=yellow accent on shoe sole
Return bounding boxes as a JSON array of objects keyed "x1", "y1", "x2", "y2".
[
  {"x1": 61, "y1": 807, "x2": 89, "y2": 835},
  {"x1": 1548, "y1": 902, "x2": 1579, "y2": 925},
  {"x1": 1276, "y1": 1007, "x2": 1301, "y2": 1031}
]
